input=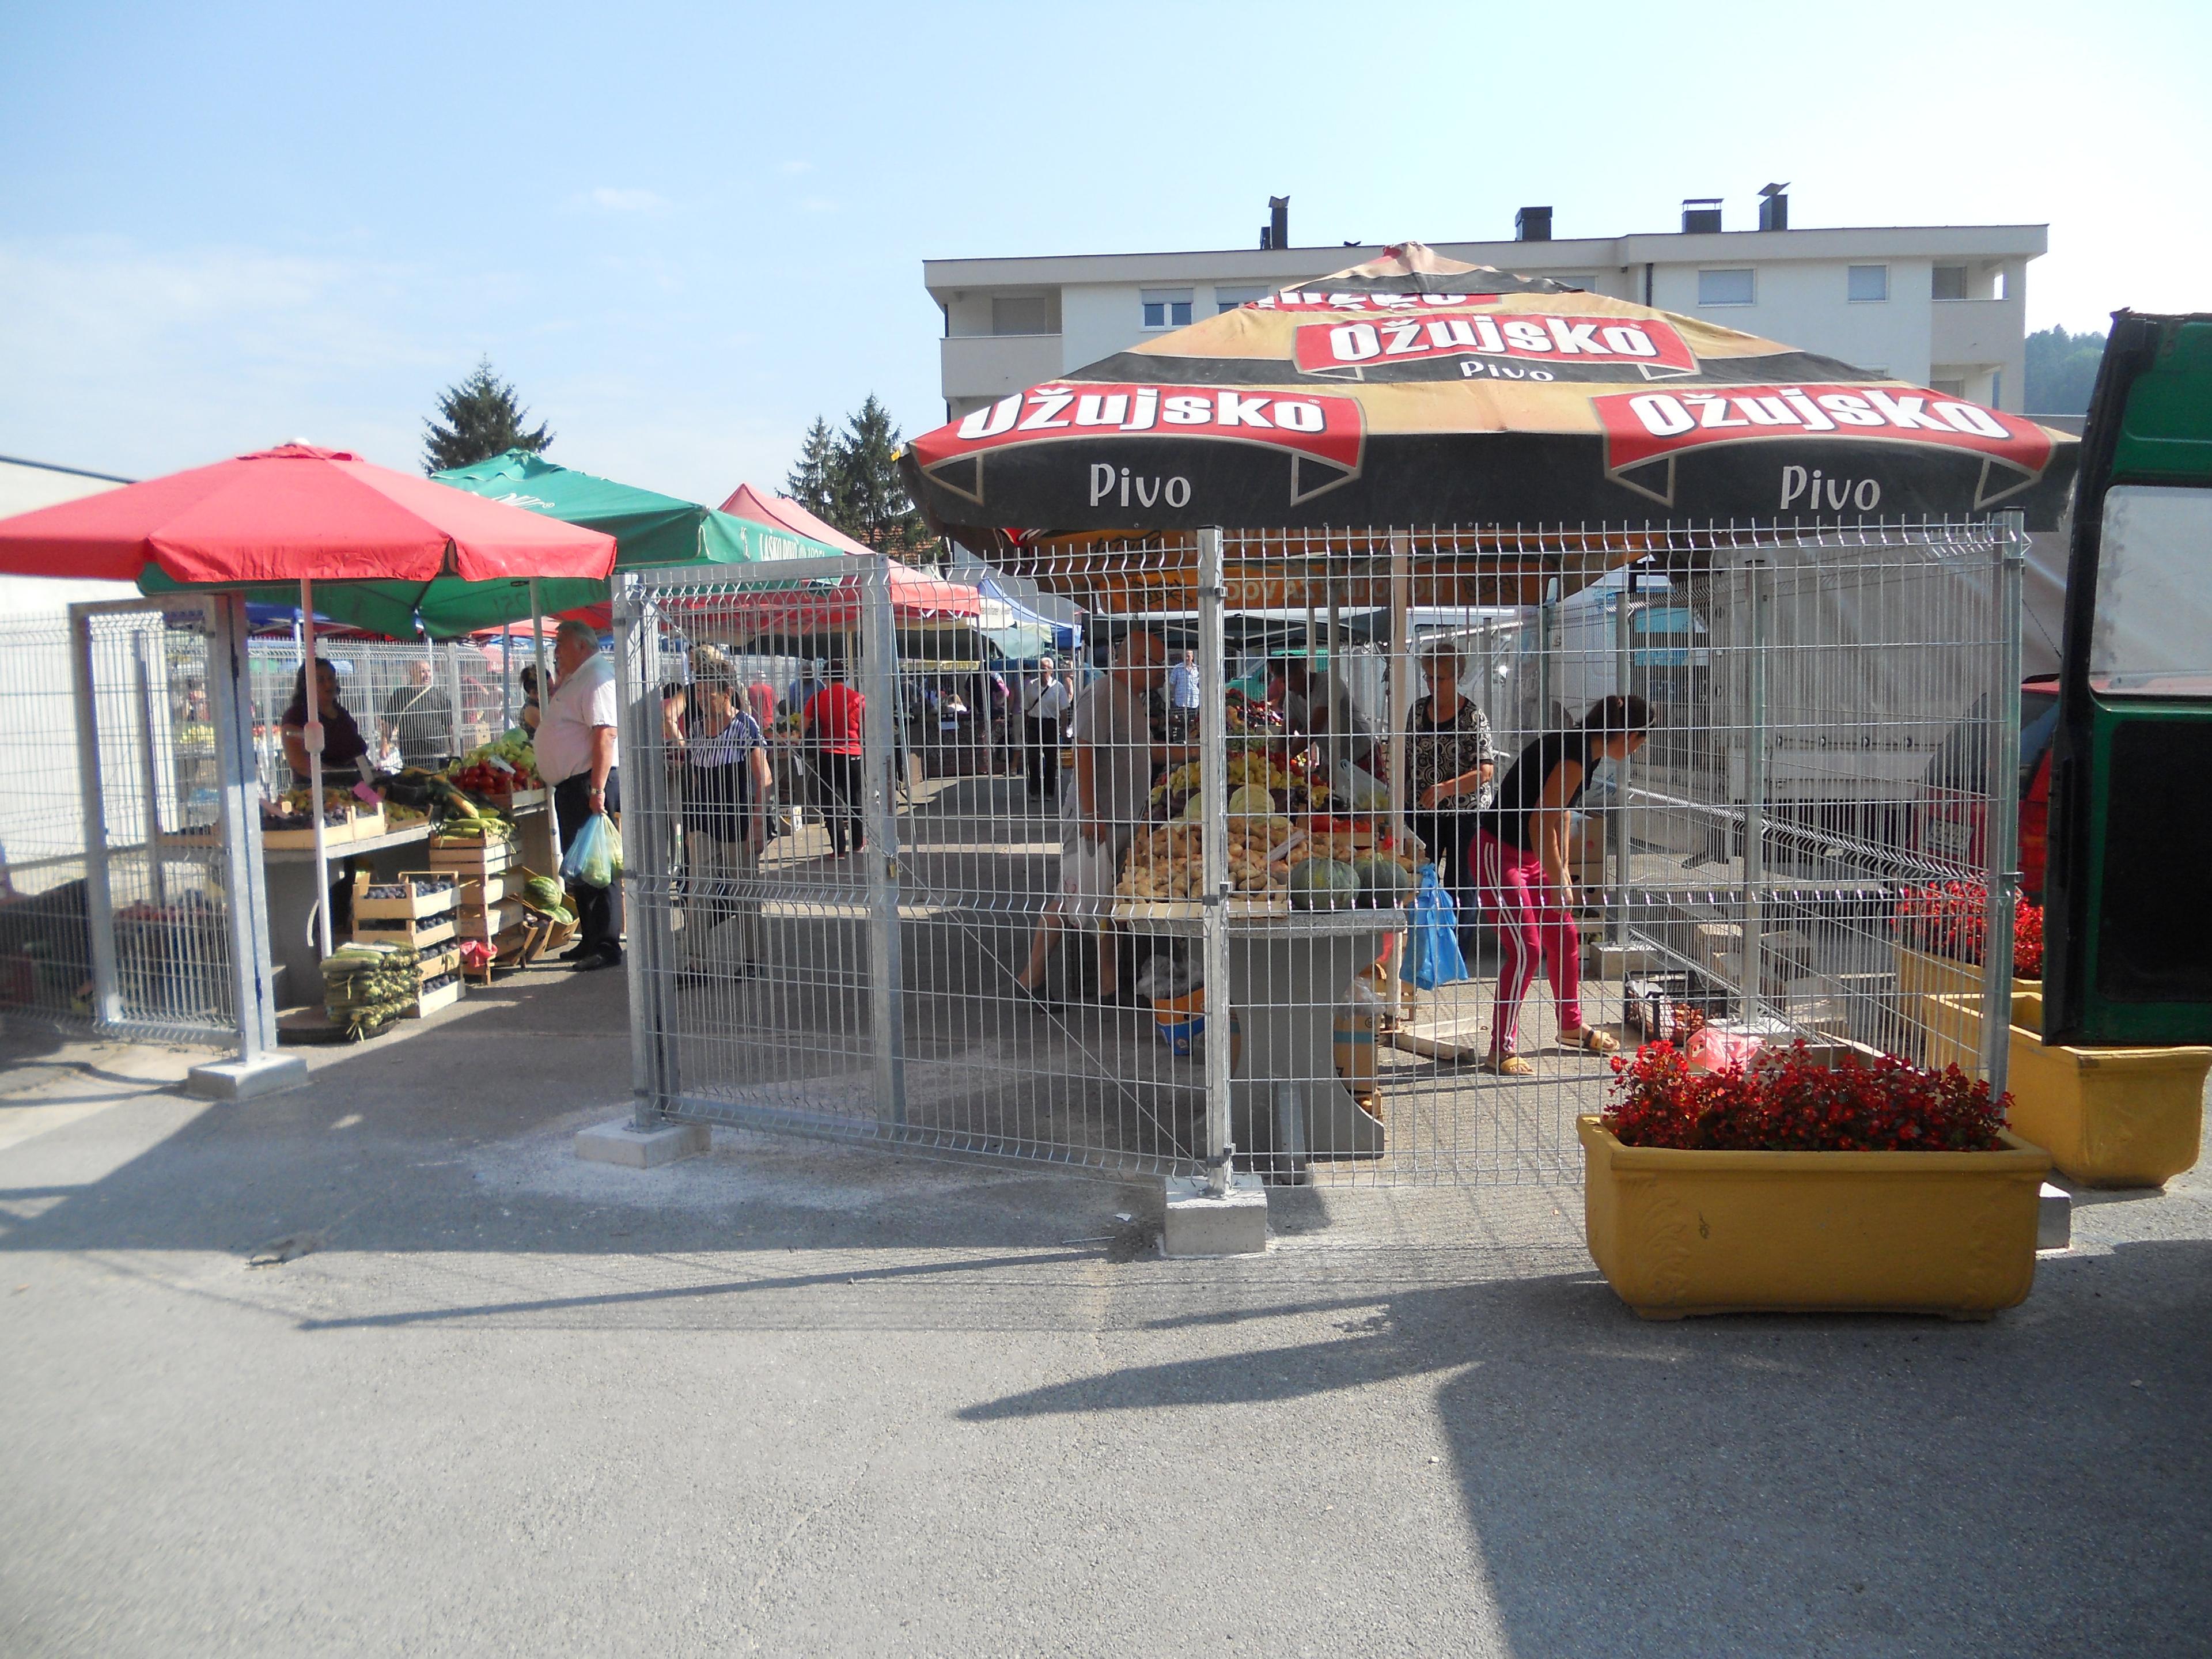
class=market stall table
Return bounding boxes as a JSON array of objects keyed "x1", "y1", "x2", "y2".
[{"x1": 254, "y1": 796, "x2": 554, "y2": 1004}]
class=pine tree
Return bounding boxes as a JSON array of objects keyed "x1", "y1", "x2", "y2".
[
  {"x1": 422, "y1": 358, "x2": 554, "y2": 474},
  {"x1": 830, "y1": 395, "x2": 932, "y2": 562},
  {"x1": 784, "y1": 416, "x2": 839, "y2": 521}
]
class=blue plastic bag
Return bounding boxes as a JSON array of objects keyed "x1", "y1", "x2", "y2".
[
  {"x1": 561, "y1": 811, "x2": 622, "y2": 890},
  {"x1": 1408, "y1": 862, "x2": 1469, "y2": 990}
]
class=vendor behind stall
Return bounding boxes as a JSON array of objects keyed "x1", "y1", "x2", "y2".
[
  {"x1": 280, "y1": 660, "x2": 369, "y2": 786},
  {"x1": 378, "y1": 658, "x2": 454, "y2": 771}
]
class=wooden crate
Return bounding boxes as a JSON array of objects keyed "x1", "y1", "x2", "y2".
[
  {"x1": 352, "y1": 870, "x2": 461, "y2": 922},
  {"x1": 459, "y1": 866, "x2": 531, "y2": 908},
  {"x1": 262, "y1": 804, "x2": 387, "y2": 850},
  {"x1": 415, "y1": 945, "x2": 461, "y2": 984},
  {"x1": 400, "y1": 975, "x2": 464, "y2": 1018},
  {"x1": 455, "y1": 900, "x2": 524, "y2": 941},
  {"x1": 427, "y1": 834, "x2": 521, "y2": 876},
  {"x1": 351, "y1": 912, "x2": 457, "y2": 952}
]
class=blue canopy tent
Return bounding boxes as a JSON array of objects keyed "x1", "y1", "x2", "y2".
[{"x1": 976, "y1": 575, "x2": 1080, "y2": 661}]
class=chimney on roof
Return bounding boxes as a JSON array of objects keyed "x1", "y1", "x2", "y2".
[
  {"x1": 1259, "y1": 195, "x2": 1289, "y2": 251},
  {"x1": 1515, "y1": 205, "x2": 1552, "y2": 242},
  {"x1": 1681, "y1": 197, "x2": 1722, "y2": 234},
  {"x1": 1758, "y1": 182, "x2": 1790, "y2": 232}
]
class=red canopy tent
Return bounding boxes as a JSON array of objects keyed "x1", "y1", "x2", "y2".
[
  {"x1": 699, "y1": 484, "x2": 980, "y2": 635},
  {"x1": 0, "y1": 444, "x2": 616, "y2": 957}
]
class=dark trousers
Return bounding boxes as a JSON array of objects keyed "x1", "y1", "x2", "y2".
[
  {"x1": 815, "y1": 752, "x2": 865, "y2": 854},
  {"x1": 1024, "y1": 717, "x2": 1062, "y2": 797},
  {"x1": 554, "y1": 770, "x2": 624, "y2": 956}
]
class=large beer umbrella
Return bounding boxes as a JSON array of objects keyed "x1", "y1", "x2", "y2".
[
  {"x1": 902, "y1": 241, "x2": 2079, "y2": 603},
  {"x1": 0, "y1": 442, "x2": 616, "y2": 956}
]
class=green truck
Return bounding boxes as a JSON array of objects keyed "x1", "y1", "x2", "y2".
[{"x1": 2043, "y1": 312, "x2": 2212, "y2": 1045}]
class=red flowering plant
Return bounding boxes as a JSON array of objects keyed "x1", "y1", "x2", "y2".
[
  {"x1": 1894, "y1": 880, "x2": 2044, "y2": 979},
  {"x1": 1603, "y1": 1039, "x2": 2010, "y2": 1153}
]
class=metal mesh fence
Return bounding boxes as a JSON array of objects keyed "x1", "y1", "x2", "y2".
[
  {"x1": 243, "y1": 638, "x2": 522, "y2": 792},
  {"x1": 0, "y1": 603, "x2": 238, "y2": 1040},
  {"x1": 0, "y1": 613, "x2": 94, "y2": 1021},
  {"x1": 623, "y1": 521, "x2": 2018, "y2": 1187}
]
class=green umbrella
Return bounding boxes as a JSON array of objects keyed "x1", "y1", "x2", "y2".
[{"x1": 429, "y1": 450, "x2": 843, "y2": 626}]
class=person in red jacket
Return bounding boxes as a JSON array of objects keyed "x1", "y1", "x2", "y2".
[{"x1": 802, "y1": 662, "x2": 866, "y2": 858}]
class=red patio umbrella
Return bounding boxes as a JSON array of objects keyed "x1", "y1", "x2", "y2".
[
  {"x1": 0, "y1": 443, "x2": 616, "y2": 957},
  {"x1": 0, "y1": 442, "x2": 615, "y2": 589}
]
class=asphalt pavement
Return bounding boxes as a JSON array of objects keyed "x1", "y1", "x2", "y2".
[{"x1": 1, "y1": 971, "x2": 2206, "y2": 1658}]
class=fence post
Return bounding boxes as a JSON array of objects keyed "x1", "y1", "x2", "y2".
[
  {"x1": 1198, "y1": 528, "x2": 1234, "y2": 1194},
  {"x1": 859, "y1": 555, "x2": 907, "y2": 1131},
  {"x1": 1385, "y1": 531, "x2": 1412, "y2": 1023},
  {"x1": 67, "y1": 604, "x2": 123, "y2": 1028},
  {"x1": 132, "y1": 635, "x2": 171, "y2": 914},
  {"x1": 187, "y1": 593, "x2": 304, "y2": 1098},
  {"x1": 1611, "y1": 567, "x2": 1635, "y2": 949},
  {"x1": 1980, "y1": 512, "x2": 2027, "y2": 1093},
  {"x1": 614, "y1": 575, "x2": 679, "y2": 1127},
  {"x1": 1740, "y1": 558, "x2": 1770, "y2": 1025}
]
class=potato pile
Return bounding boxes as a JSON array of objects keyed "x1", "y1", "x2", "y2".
[{"x1": 1118, "y1": 817, "x2": 1298, "y2": 902}]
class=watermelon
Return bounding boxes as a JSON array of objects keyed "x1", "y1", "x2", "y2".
[
  {"x1": 1287, "y1": 857, "x2": 1359, "y2": 911},
  {"x1": 1352, "y1": 856, "x2": 1415, "y2": 909}
]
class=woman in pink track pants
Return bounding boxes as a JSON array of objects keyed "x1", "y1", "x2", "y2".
[{"x1": 1471, "y1": 695, "x2": 1650, "y2": 1075}]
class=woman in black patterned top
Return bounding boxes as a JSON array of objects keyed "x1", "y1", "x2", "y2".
[{"x1": 1406, "y1": 643, "x2": 1497, "y2": 952}]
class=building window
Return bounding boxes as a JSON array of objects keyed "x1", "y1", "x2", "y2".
[
  {"x1": 1847, "y1": 264, "x2": 1889, "y2": 302},
  {"x1": 1214, "y1": 285, "x2": 1269, "y2": 314},
  {"x1": 1141, "y1": 289, "x2": 1194, "y2": 329},
  {"x1": 1932, "y1": 377, "x2": 1967, "y2": 397},
  {"x1": 1697, "y1": 268, "x2": 1755, "y2": 306},
  {"x1": 1933, "y1": 265, "x2": 1969, "y2": 301},
  {"x1": 990, "y1": 294, "x2": 1057, "y2": 336}
]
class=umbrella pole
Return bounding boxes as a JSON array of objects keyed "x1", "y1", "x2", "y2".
[
  {"x1": 301, "y1": 577, "x2": 334, "y2": 963},
  {"x1": 531, "y1": 578, "x2": 562, "y2": 869}
]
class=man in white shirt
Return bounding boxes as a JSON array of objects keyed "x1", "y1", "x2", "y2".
[
  {"x1": 1165, "y1": 647, "x2": 1201, "y2": 738},
  {"x1": 1021, "y1": 656, "x2": 1072, "y2": 802},
  {"x1": 539, "y1": 620, "x2": 624, "y2": 970}
]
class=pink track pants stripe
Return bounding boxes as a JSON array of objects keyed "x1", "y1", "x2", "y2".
[{"x1": 1471, "y1": 829, "x2": 1582, "y2": 1056}]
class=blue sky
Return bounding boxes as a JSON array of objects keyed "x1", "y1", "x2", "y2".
[{"x1": 2, "y1": 0, "x2": 2205, "y2": 503}]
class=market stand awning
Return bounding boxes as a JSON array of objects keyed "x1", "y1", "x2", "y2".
[
  {"x1": 720, "y1": 484, "x2": 878, "y2": 557},
  {"x1": 677, "y1": 559, "x2": 983, "y2": 638},
  {"x1": 642, "y1": 483, "x2": 983, "y2": 641},
  {"x1": 0, "y1": 443, "x2": 616, "y2": 638},
  {"x1": 902, "y1": 242, "x2": 2079, "y2": 601},
  {"x1": 437, "y1": 450, "x2": 840, "y2": 571}
]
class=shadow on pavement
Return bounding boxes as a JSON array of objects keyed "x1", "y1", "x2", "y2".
[{"x1": 956, "y1": 1238, "x2": 2212, "y2": 1658}]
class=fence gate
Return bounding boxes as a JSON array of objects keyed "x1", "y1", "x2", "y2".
[
  {"x1": 61, "y1": 597, "x2": 251, "y2": 1043},
  {"x1": 616, "y1": 520, "x2": 2022, "y2": 1189}
]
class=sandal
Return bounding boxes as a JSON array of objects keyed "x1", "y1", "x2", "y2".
[
  {"x1": 1565, "y1": 1027, "x2": 1619, "y2": 1056},
  {"x1": 1484, "y1": 1052, "x2": 1535, "y2": 1077}
]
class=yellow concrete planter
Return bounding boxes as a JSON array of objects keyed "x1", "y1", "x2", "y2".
[
  {"x1": 1895, "y1": 944, "x2": 2037, "y2": 1067},
  {"x1": 1578, "y1": 1115, "x2": 2050, "y2": 1320},
  {"x1": 1926, "y1": 992, "x2": 2211, "y2": 1189}
]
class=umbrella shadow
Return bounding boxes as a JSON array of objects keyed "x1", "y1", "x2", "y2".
[{"x1": 957, "y1": 1239, "x2": 2212, "y2": 1658}]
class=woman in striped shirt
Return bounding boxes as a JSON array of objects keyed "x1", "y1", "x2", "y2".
[{"x1": 672, "y1": 656, "x2": 774, "y2": 985}]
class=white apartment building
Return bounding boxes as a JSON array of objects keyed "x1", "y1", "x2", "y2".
[{"x1": 926, "y1": 198, "x2": 2041, "y2": 422}]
